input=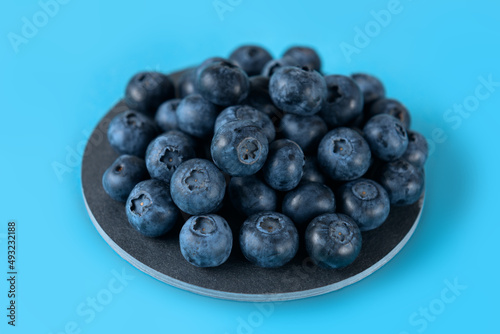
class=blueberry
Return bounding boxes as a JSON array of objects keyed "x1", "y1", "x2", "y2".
[
  {"x1": 317, "y1": 127, "x2": 371, "y2": 181},
  {"x1": 369, "y1": 98, "x2": 411, "y2": 129},
  {"x1": 279, "y1": 113, "x2": 327, "y2": 154},
  {"x1": 126, "y1": 179, "x2": 179, "y2": 237},
  {"x1": 228, "y1": 175, "x2": 277, "y2": 217},
  {"x1": 402, "y1": 130, "x2": 428, "y2": 168},
  {"x1": 338, "y1": 179, "x2": 390, "y2": 231},
  {"x1": 269, "y1": 66, "x2": 327, "y2": 116},
  {"x1": 214, "y1": 105, "x2": 275, "y2": 142},
  {"x1": 179, "y1": 214, "x2": 233, "y2": 267},
  {"x1": 319, "y1": 75, "x2": 364, "y2": 127},
  {"x1": 170, "y1": 158, "x2": 226, "y2": 215},
  {"x1": 125, "y1": 72, "x2": 175, "y2": 115},
  {"x1": 229, "y1": 45, "x2": 273, "y2": 76},
  {"x1": 211, "y1": 121, "x2": 269, "y2": 176},
  {"x1": 301, "y1": 156, "x2": 326, "y2": 184},
  {"x1": 102, "y1": 155, "x2": 149, "y2": 202},
  {"x1": 351, "y1": 73, "x2": 385, "y2": 105},
  {"x1": 261, "y1": 56, "x2": 298, "y2": 77},
  {"x1": 305, "y1": 213, "x2": 362, "y2": 269},
  {"x1": 107, "y1": 110, "x2": 158, "y2": 157},
  {"x1": 240, "y1": 212, "x2": 298, "y2": 268},
  {"x1": 241, "y1": 76, "x2": 284, "y2": 125},
  {"x1": 155, "y1": 98, "x2": 181, "y2": 132},
  {"x1": 263, "y1": 139, "x2": 305, "y2": 191},
  {"x1": 195, "y1": 57, "x2": 227, "y2": 79},
  {"x1": 145, "y1": 131, "x2": 196, "y2": 183},
  {"x1": 283, "y1": 46, "x2": 321, "y2": 72},
  {"x1": 196, "y1": 60, "x2": 250, "y2": 106},
  {"x1": 282, "y1": 182, "x2": 336, "y2": 229},
  {"x1": 377, "y1": 158, "x2": 425, "y2": 206},
  {"x1": 363, "y1": 114, "x2": 409, "y2": 161},
  {"x1": 176, "y1": 94, "x2": 218, "y2": 138},
  {"x1": 176, "y1": 69, "x2": 197, "y2": 98}
]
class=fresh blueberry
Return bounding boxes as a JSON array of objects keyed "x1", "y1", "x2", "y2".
[
  {"x1": 363, "y1": 114, "x2": 409, "y2": 161},
  {"x1": 240, "y1": 212, "x2": 299, "y2": 268},
  {"x1": 282, "y1": 182, "x2": 336, "y2": 229},
  {"x1": 228, "y1": 175, "x2": 277, "y2": 217},
  {"x1": 214, "y1": 105, "x2": 275, "y2": 142},
  {"x1": 261, "y1": 56, "x2": 298, "y2": 77},
  {"x1": 319, "y1": 75, "x2": 364, "y2": 127},
  {"x1": 102, "y1": 155, "x2": 149, "y2": 202},
  {"x1": 301, "y1": 156, "x2": 326, "y2": 184},
  {"x1": 377, "y1": 158, "x2": 425, "y2": 206},
  {"x1": 145, "y1": 131, "x2": 196, "y2": 183},
  {"x1": 263, "y1": 139, "x2": 305, "y2": 191},
  {"x1": 283, "y1": 46, "x2": 321, "y2": 72},
  {"x1": 229, "y1": 45, "x2": 273, "y2": 77},
  {"x1": 155, "y1": 98, "x2": 181, "y2": 132},
  {"x1": 179, "y1": 214, "x2": 233, "y2": 267},
  {"x1": 279, "y1": 113, "x2": 328, "y2": 154},
  {"x1": 241, "y1": 76, "x2": 284, "y2": 125},
  {"x1": 195, "y1": 57, "x2": 227, "y2": 79},
  {"x1": 176, "y1": 94, "x2": 218, "y2": 138},
  {"x1": 125, "y1": 179, "x2": 179, "y2": 237},
  {"x1": 196, "y1": 60, "x2": 250, "y2": 106},
  {"x1": 305, "y1": 213, "x2": 362, "y2": 269},
  {"x1": 402, "y1": 130, "x2": 428, "y2": 168},
  {"x1": 369, "y1": 98, "x2": 411, "y2": 129},
  {"x1": 269, "y1": 66, "x2": 327, "y2": 116},
  {"x1": 107, "y1": 110, "x2": 158, "y2": 157},
  {"x1": 211, "y1": 121, "x2": 269, "y2": 176},
  {"x1": 317, "y1": 127, "x2": 371, "y2": 181},
  {"x1": 338, "y1": 178, "x2": 390, "y2": 231},
  {"x1": 176, "y1": 69, "x2": 197, "y2": 98},
  {"x1": 125, "y1": 72, "x2": 175, "y2": 115},
  {"x1": 351, "y1": 73, "x2": 385, "y2": 105},
  {"x1": 170, "y1": 158, "x2": 226, "y2": 215}
]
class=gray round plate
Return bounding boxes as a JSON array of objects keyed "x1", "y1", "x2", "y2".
[{"x1": 81, "y1": 69, "x2": 425, "y2": 302}]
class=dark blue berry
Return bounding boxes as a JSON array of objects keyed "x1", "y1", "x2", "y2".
[
  {"x1": 263, "y1": 139, "x2": 305, "y2": 191},
  {"x1": 229, "y1": 45, "x2": 273, "y2": 77},
  {"x1": 283, "y1": 46, "x2": 321, "y2": 72},
  {"x1": 402, "y1": 130, "x2": 428, "y2": 168},
  {"x1": 301, "y1": 156, "x2": 326, "y2": 184},
  {"x1": 215, "y1": 105, "x2": 275, "y2": 142},
  {"x1": 228, "y1": 175, "x2": 277, "y2": 217},
  {"x1": 305, "y1": 213, "x2": 362, "y2": 269},
  {"x1": 351, "y1": 73, "x2": 385, "y2": 105},
  {"x1": 282, "y1": 182, "x2": 336, "y2": 229},
  {"x1": 320, "y1": 75, "x2": 364, "y2": 127},
  {"x1": 196, "y1": 60, "x2": 249, "y2": 106},
  {"x1": 145, "y1": 131, "x2": 196, "y2": 183},
  {"x1": 179, "y1": 214, "x2": 233, "y2": 267},
  {"x1": 240, "y1": 212, "x2": 298, "y2": 268},
  {"x1": 269, "y1": 66, "x2": 327, "y2": 116},
  {"x1": 317, "y1": 127, "x2": 371, "y2": 181},
  {"x1": 279, "y1": 114, "x2": 328, "y2": 154},
  {"x1": 107, "y1": 110, "x2": 158, "y2": 157},
  {"x1": 155, "y1": 98, "x2": 180, "y2": 132},
  {"x1": 377, "y1": 158, "x2": 425, "y2": 206},
  {"x1": 261, "y1": 56, "x2": 298, "y2": 77},
  {"x1": 102, "y1": 155, "x2": 149, "y2": 202},
  {"x1": 363, "y1": 114, "x2": 408, "y2": 161},
  {"x1": 176, "y1": 94, "x2": 218, "y2": 138},
  {"x1": 125, "y1": 72, "x2": 175, "y2": 115},
  {"x1": 338, "y1": 179, "x2": 390, "y2": 231},
  {"x1": 241, "y1": 76, "x2": 284, "y2": 124},
  {"x1": 177, "y1": 69, "x2": 197, "y2": 98},
  {"x1": 369, "y1": 98, "x2": 411, "y2": 129},
  {"x1": 211, "y1": 121, "x2": 269, "y2": 176},
  {"x1": 170, "y1": 158, "x2": 226, "y2": 215},
  {"x1": 126, "y1": 179, "x2": 179, "y2": 237}
]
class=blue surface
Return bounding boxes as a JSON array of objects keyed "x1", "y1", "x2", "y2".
[{"x1": 1, "y1": 0, "x2": 499, "y2": 333}]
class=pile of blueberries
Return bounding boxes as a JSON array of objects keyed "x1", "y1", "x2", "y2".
[{"x1": 102, "y1": 45, "x2": 427, "y2": 270}]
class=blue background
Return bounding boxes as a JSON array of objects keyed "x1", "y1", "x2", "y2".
[{"x1": 1, "y1": 0, "x2": 499, "y2": 333}]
